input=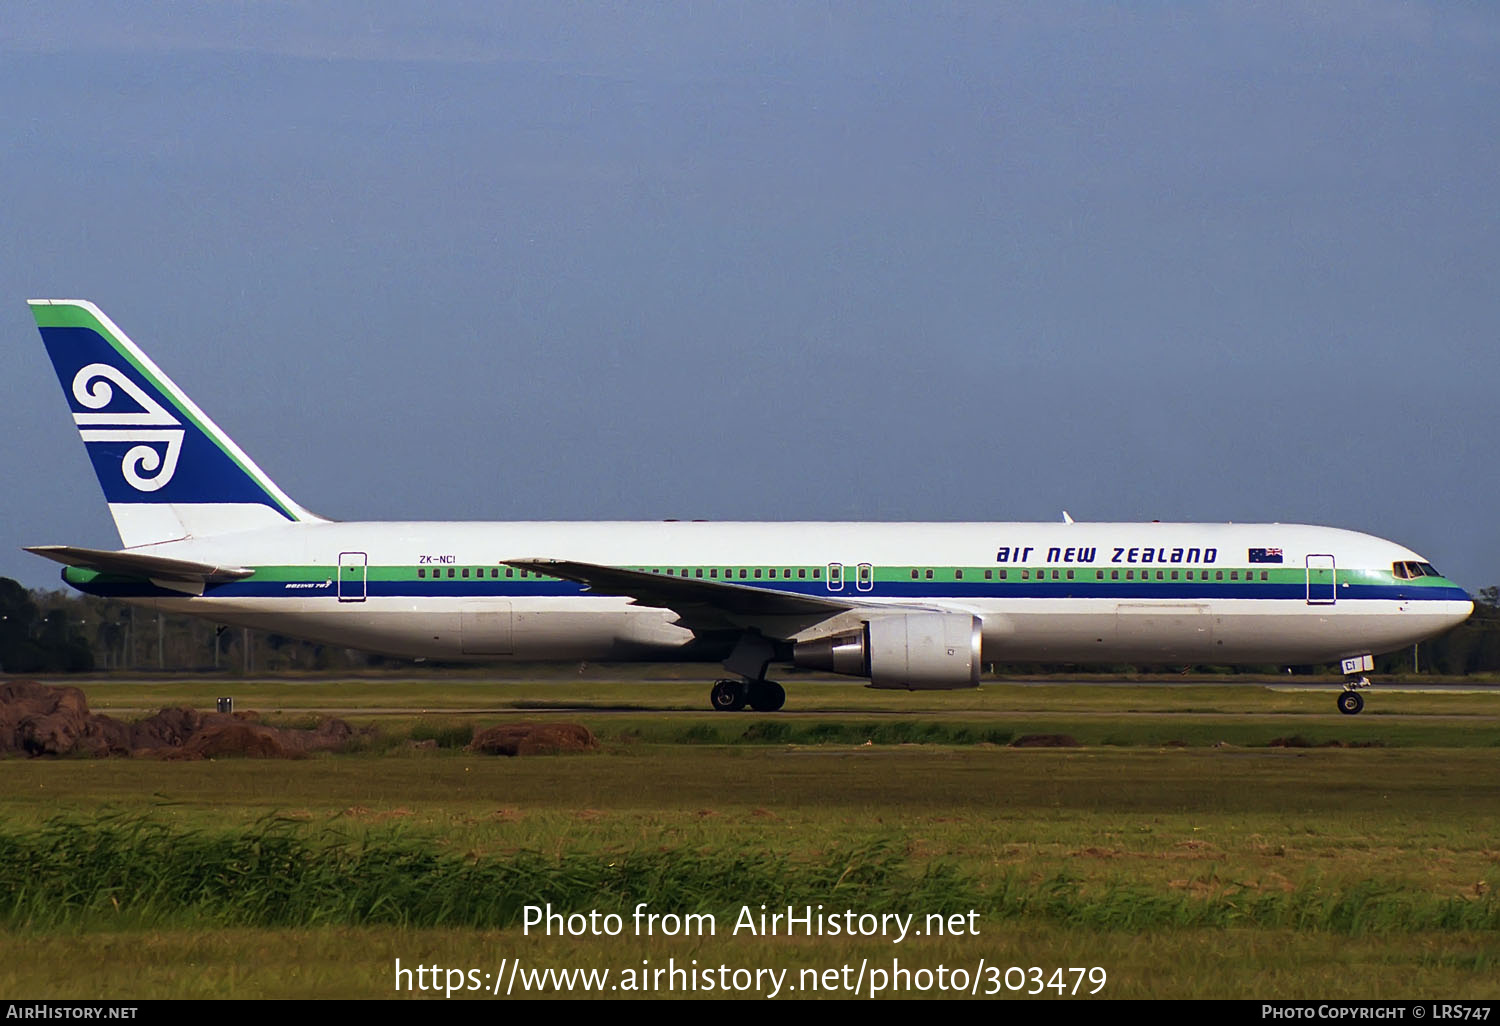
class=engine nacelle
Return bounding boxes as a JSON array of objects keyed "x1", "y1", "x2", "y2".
[{"x1": 794, "y1": 613, "x2": 982, "y2": 690}]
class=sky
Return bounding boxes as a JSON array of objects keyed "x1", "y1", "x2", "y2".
[{"x1": 1, "y1": 2, "x2": 1497, "y2": 593}]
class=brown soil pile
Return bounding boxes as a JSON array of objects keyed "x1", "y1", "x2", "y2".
[
  {"x1": 467, "y1": 722, "x2": 598, "y2": 756},
  {"x1": 0, "y1": 679, "x2": 353, "y2": 759}
]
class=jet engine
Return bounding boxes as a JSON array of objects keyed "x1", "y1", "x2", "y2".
[{"x1": 793, "y1": 612, "x2": 982, "y2": 690}]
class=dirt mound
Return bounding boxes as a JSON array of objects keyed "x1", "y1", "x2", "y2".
[
  {"x1": 1009, "y1": 733, "x2": 1081, "y2": 748},
  {"x1": 0, "y1": 679, "x2": 354, "y2": 759},
  {"x1": 151, "y1": 716, "x2": 353, "y2": 761},
  {"x1": 0, "y1": 679, "x2": 135, "y2": 757},
  {"x1": 467, "y1": 722, "x2": 598, "y2": 756}
]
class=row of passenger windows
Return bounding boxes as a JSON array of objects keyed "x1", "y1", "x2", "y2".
[
  {"x1": 648, "y1": 567, "x2": 821, "y2": 579},
  {"x1": 416, "y1": 566, "x2": 827, "y2": 580},
  {"x1": 914, "y1": 568, "x2": 1271, "y2": 582},
  {"x1": 415, "y1": 566, "x2": 1273, "y2": 582},
  {"x1": 418, "y1": 567, "x2": 549, "y2": 579}
]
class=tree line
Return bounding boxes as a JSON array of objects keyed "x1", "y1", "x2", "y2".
[{"x1": 1, "y1": 576, "x2": 1497, "y2": 676}]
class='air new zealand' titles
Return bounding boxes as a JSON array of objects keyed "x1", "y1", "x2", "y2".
[{"x1": 24, "y1": 300, "x2": 1474, "y2": 715}]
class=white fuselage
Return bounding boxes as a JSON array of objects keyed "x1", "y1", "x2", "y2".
[{"x1": 82, "y1": 520, "x2": 1472, "y2": 667}]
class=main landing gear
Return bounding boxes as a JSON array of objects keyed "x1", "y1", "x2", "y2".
[
  {"x1": 1337, "y1": 677, "x2": 1370, "y2": 716},
  {"x1": 709, "y1": 679, "x2": 786, "y2": 713}
]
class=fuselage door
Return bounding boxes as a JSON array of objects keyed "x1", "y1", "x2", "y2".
[
  {"x1": 1305, "y1": 553, "x2": 1336, "y2": 605},
  {"x1": 338, "y1": 551, "x2": 368, "y2": 603},
  {"x1": 856, "y1": 562, "x2": 874, "y2": 592}
]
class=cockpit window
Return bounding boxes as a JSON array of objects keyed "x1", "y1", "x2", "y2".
[
  {"x1": 1393, "y1": 561, "x2": 1444, "y2": 580},
  {"x1": 1419, "y1": 562, "x2": 1441, "y2": 578}
]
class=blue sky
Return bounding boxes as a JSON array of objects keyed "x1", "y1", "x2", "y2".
[{"x1": 2, "y1": 2, "x2": 1497, "y2": 592}]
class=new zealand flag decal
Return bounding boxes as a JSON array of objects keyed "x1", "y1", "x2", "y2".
[{"x1": 1248, "y1": 547, "x2": 1284, "y2": 564}]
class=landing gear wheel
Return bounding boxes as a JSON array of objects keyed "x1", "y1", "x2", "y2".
[
  {"x1": 710, "y1": 679, "x2": 748, "y2": 712},
  {"x1": 1337, "y1": 690, "x2": 1364, "y2": 716},
  {"x1": 747, "y1": 680, "x2": 786, "y2": 713}
]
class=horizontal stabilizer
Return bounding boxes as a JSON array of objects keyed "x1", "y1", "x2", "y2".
[{"x1": 24, "y1": 545, "x2": 254, "y2": 584}]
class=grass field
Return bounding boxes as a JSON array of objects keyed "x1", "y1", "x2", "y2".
[{"x1": 2, "y1": 674, "x2": 1498, "y2": 999}]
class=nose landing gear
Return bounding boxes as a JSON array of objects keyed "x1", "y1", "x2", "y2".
[
  {"x1": 1336, "y1": 654, "x2": 1375, "y2": 715},
  {"x1": 1336, "y1": 683, "x2": 1367, "y2": 715}
]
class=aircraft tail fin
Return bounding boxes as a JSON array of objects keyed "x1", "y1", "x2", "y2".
[{"x1": 28, "y1": 300, "x2": 323, "y2": 548}]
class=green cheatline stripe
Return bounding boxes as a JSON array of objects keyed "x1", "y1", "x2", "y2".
[
  {"x1": 29, "y1": 302, "x2": 299, "y2": 522},
  {"x1": 135, "y1": 563, "x2": 1457, "y2": 588}
]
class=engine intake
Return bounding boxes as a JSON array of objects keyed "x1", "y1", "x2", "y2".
[{"x1": 794, "y1": 613, "x2": 982, "y2": 690}]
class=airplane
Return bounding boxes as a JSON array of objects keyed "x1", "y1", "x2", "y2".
[{"x1": 22, "y1": 299, "x2": 1474, "y2": 715}]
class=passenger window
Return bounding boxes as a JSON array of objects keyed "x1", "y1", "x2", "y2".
[
  {"x1": 1230, "y1": 571, "x2": 1238, "y2": 580},
  {"x1": 799, "y1": 569, "x2": 807, "y2": 579},
  {"x1": 984, "y1": 569, "x2": 993, "y2": 580},
  {"x1": 462, "y1": 568, "x2": 469, "y2": 578},
  {"x1": 418, "y1": 568, "x2": 426, "y2": 579},
  {"x1": 448, "y1": 568, "x2": 456, "y2": 578},
  {"x1": 754, "y1": 569, "x2": 762, "y2": 579},
  {"x1": 710, "y1": 569, "x2": 718, "y2": 578},
  {"x1": 955, "y1": 569, "x2": 963, "y2": 580},
  {"x1": 1170, "y1": 571, "x2": 1178, "y2": 580},
  {"x1": 1126, "y1": 570, "x2": 1133, "y2": 580},
  {"x1": 1260, "y1": 571, "x2": 1268, "y2": 581},
  {"x1": 1216, "y1": 571, "x2": 1224, "y2": 581},
  {"x1": 911, "y1": 569, "x2": 919, "y2": 579},
  {"x1": 1022, "y1": 569, "x2": 1030, "y2": 580},
  {"x1": 925, "y1": 569, "x2": 934, "y2": 579},
  {"x1": 1156, "y1": 570, "x2": 1164, "y2": 580},
  {"x1": 1066, "y1": 570, "x2": 1074, "y2": 580},
  {"x1": 696, "y1": 569, "x2": 704, "y2": 578},
  {"x1": 1111, "y1": 570, "x2": 1119, "y2": 580}
]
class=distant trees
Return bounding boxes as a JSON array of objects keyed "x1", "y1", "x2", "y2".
[{"x1": 0, "y1": 578, "x2": 94, "y2": 674}]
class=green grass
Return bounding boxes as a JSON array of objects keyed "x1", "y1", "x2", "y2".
[
  {"x1": 3, "y1": 674, "x2": 1499, "y2": 998},
  {"x1": 4, "y1": 813, "x2": 1495, "y2": 936}
]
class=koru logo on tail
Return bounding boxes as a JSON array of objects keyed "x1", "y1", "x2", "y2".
[{"x1": 71, "y1": 363, "x2": 184, "y2": 492}]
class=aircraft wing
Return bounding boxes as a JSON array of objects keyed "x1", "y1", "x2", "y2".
[
  {"x1": 24, "y1": 545, "x2": 255, "y2": 584},
  {"x1": 502, "y1": 558, "x2": 857, "y2": 635}
]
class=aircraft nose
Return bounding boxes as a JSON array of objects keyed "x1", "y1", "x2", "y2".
[{"x1": 1447, "y1": 595, "x2": 1476, "y2": 629}]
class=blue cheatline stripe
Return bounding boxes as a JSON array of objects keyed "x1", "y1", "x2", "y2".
[{"x1": 64, "y1": 571, "x2": 1470, "y2": 604}]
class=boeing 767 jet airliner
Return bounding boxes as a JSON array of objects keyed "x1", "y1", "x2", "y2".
[{"x1": 22, "y1": 300, "x2": 1473, "y2": 713}]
